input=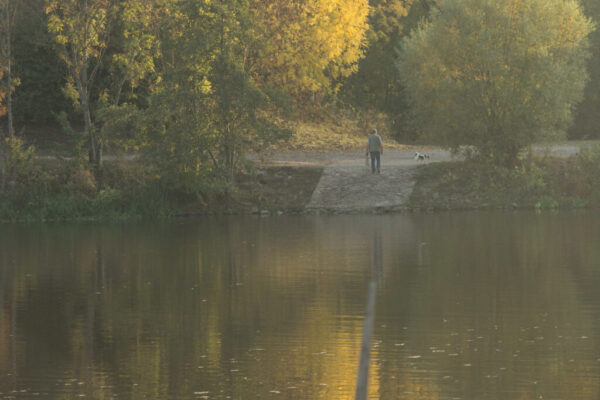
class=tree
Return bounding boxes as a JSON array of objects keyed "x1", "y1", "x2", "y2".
[
  {"x1": 0, "y1": 0, "x2": 18, "y2": 138},
  {"x1": 46, "y1": 0, "x2": 112, "y2": 166},
  {"x1": 90, "y1": 0, "x2": 163, "y2": 167},
  {"x1": 210, "y1": 1, "x2": 291, "y2": 182},
  {"x1": 120, "y1": 0, "x2": 217, "y2": 194},
  {"x1": 133, "y1": 0, "x2": 290, "y2": 195},
  {"x1": 0, "y1": 69, "x2": 5, "y2": 189},
  {"x1": 13, "y1": 0, "x2": 70, "y2": 127},
  {"x1": 398, "y1": 0, "x2": 594, "y2": 165},
  {"x1": 341, "y1": 0, "x2": 411, "y2": 113},
  {"x1": 109, "y1": 0, "x2": 160, "y2": 106},
  {"x1": 249, "y1": 0, "x2": 370, "y2": 99},
  {"x1": 570, "y1": 0, "x2": 600, "y2": 139},
  {"x1": 46, "y1": 0, "x2": 163, "y2": 167}
]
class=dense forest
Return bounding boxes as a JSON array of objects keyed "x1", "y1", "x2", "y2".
[{"x1": 0, "y1": 0, "x2": 597, "y2": 218}]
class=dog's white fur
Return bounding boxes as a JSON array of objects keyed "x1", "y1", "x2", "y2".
[{"x1": 414, "y1": 152, "x2": 430, "y2": 161}]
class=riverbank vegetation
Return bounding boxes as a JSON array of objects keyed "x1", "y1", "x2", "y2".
[
  {"x1": 410, "y1": 145, "x2": 600, "y2": 211},
  {"x1": 0, "y1": 153, "x2": 324, "y2": 221},
  {"x1": 1, "y1": 0, "x2": 600, "y2": 220}
]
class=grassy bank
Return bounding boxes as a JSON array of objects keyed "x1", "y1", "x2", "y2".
[
  {"x1": 0, "y1": 158, "x2": 323, "y2": 222},
  {"x1": 0, "y1": 110, "x2": 389, "y2": 222},
  {"x1": 410, "y1": 146, "x2": 600, "y2": 211},
  {"x1": 1, "y1": 160, "x2": 169, "y2": 222}
]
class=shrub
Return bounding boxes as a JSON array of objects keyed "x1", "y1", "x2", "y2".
[
  {"x1": 67, "y1": 168, "x2": 97, "y2": 198},
  {"x1": 410, "y1": 153, "x2": 600, "y2": 210},
  {"x1": 3, "y1": 136, "x2": 36, "y2": 186},
  {"x1": 573, "y1": 144, "x2": 600, "y2": 201}
]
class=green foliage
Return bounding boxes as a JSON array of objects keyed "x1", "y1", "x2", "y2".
[
  {"x1": 55, "y1": 111, "x2": 88, "y2": 164},
  {"x1": 0, "y1": 159, "x2": 174, "y2": 221},
  {"x1": 109, "y1": 0, "x2": 161, "y2": 105},
  {"x1": 535, "y1": 196, "x2": 559, "y2": 211},
  {"x1": 399, "y1": 0, "x2": 594, "y2": 165},
  {"x1": 570, "y1": 144, "x2": 600, "y2": 199},
  {"x1": 94, "y1": 95, "x2": 140, "y2": 152},
  {"x1": 46, "y1": 0, "x2": 113, "y2": 164},
  {"x1": 45, "y1": 0, "x2": 164, "y2": 165},
  {"x1": 512, "y1": 161, "x2": 547, "y2": 195},
  {"x1": 411, "y1": 148, "x2": 600, "y2": 210},
  {"x1": 13, "y1": 1, "x2": 70, "y2": 126},
  {"x1": 340, "y1": 0, "x2": 410, "y2": 115},
  {"x1": 134, "y1": 80, "x2": 216, "y2": 198},
  {"x1": 570, "y1": 0, "x2": 600, "y2": 139},
  {"x1": 2, "y1": 136, "x2": 35, "y2": 184},
  {"x1": 211, "y1": 56, "x2": 292, "y2": 181},
  {"x1": 128, "y1": 0, "x2": 292, "y2": 198}
]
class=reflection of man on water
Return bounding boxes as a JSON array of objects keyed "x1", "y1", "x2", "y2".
[{"x1": 355, "y1": 231, "x2": 383, "y2": 399}]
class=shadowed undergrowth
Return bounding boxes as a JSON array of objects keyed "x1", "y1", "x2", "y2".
[{"x1": 410, "y1": 146, "x2": 600, "y2": 211}]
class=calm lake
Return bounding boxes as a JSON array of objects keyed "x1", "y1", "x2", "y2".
[{"x1": 1, "y1": 212, "x2": 600, "y2": 399}]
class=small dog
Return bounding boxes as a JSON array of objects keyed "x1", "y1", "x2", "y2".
[{"x1": 414, "y1": 152, "x2": 430, "y2": 161}]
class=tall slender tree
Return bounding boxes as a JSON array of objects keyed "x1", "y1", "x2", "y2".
[
  {"x1": 570, "y1": 0, "x2": 600, "y2": 139},
  {"x1": 0, "y1": 0, "x2": 15, "y2": 192},
  {"x1": 46, "y1": 0, "x2": 162, "y2": 166},
  {"x1": 134, "y1": 0, "x2": 291, "y2": 191},
  {"x1": 0, "y1": 85, "x2": 5, "y2": 190},
  {"x1": 46, "y1": 0, "x2": 112, "y2": 165},
  {"x1": 0, "y1": 0, "x2": 18, "y2": 138}
]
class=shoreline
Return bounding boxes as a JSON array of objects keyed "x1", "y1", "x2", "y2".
[{"x1": 2, "y1": 144, "x2": 600, "y2": 222}]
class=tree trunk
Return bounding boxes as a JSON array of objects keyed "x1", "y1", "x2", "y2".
[
  {"x1": 0, "y1": 136, "x2": 6, "y2": 192},
  {"x1": 5, "y1": 0, "x2": 14, "y2": 138},
  {"x1": 81, "y1": 0, "x2": 98, "y2": 167},
  {"x1": 82, "y1": 90, "x2": 96, "y2": 164},
  {"x1": 97, "y1": 140, "x2": 103, "y2": 167},
  {"x1": 114, "y1": 76, "x2": 126, "y2": 106},
  {"x1": 229, "y1": 147, "x2": 236, "y2": 184},
  {"x1": 77, "y1": 64, "x2": 100, "y2": 167}
]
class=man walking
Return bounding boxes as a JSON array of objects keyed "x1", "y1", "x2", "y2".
[{"x1": 366, "y1": 128, "x2": 383, "y2": 174}]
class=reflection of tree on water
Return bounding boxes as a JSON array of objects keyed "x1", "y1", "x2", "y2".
[
  {"x1": 375, "y1": 213, "x2": 600, "y2": 399},
  {"x1": 0, "y1": 253, "x2": 17, "y2": 392},
  {"x1": 82, "y1": 234, "x2": 102, "y2": 398},
  {"x1": 0, "y1": 217, "x2": 420, "y2": 398},
  {"x1": 4, "y1": 214, "x2": 600, "y2": 399}
]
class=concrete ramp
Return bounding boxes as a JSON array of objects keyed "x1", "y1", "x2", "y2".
[
  {"x1": 307, "y1": 165, "x2": 417, "y2": 213},
  {"x1": 305, "y1": 150, "x2": 452, "y2": 213},
  {"x1": 252, "y1": 150, "x2": 451, "y2": 214}
]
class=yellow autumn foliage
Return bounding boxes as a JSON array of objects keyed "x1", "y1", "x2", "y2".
[
  {"x1": 250, "y1": 0, "x2": 370, "y2": 96},
  {"x1": 266, "y1": 110, "x2": 409, "y2": 152}
]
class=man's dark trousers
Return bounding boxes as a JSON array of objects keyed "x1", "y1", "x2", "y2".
[{"x1": 370, "y1": 151, "x2": 380, "y2": 173}]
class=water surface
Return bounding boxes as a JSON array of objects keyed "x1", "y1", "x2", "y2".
[{"x1": 1, "y1": 212, "x2": 600, "y2": 399}]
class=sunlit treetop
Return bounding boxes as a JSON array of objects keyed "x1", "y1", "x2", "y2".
[{"x1": 249, "y1": 0, "x2": 370, "y2": 96}]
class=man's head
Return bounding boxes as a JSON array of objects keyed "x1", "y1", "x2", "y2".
[{"x1": 370, "y1": 128, "x2": 377, "y2": 135}]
